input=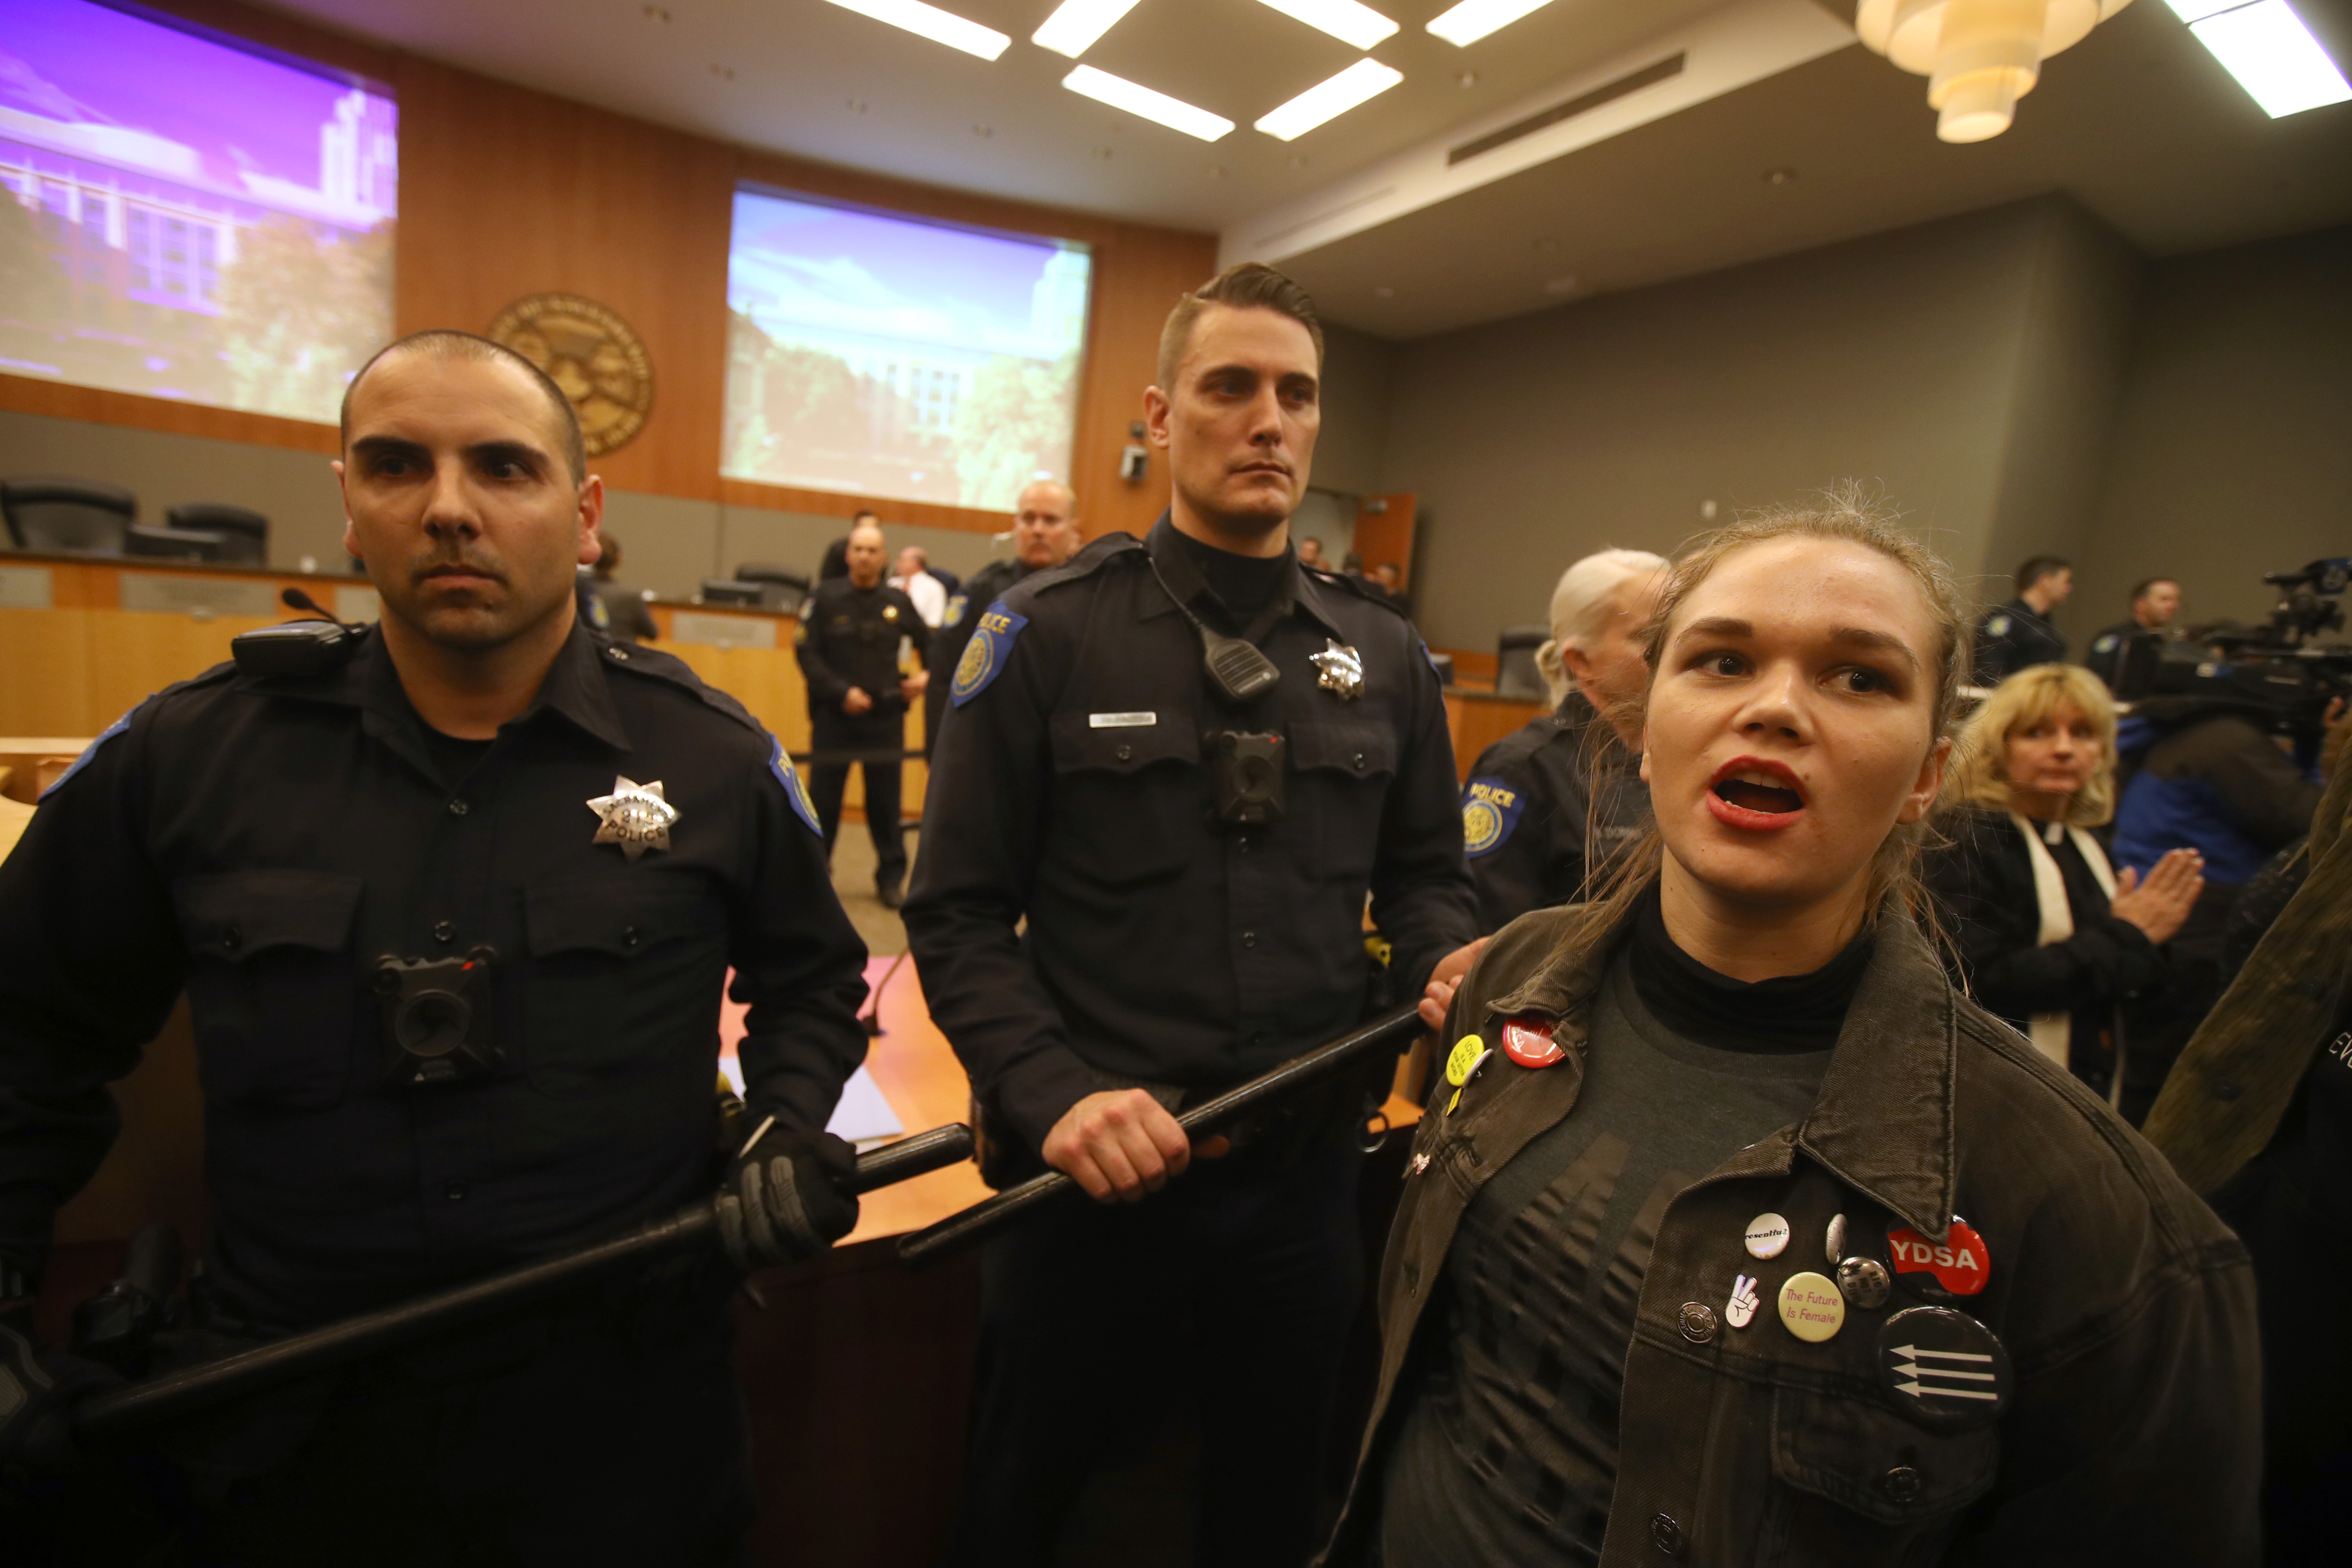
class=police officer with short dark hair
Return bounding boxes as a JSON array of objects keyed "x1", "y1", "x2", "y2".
[
  {"x1": 0, "y1": 331, "x2": 868, "y2": 1565},
  {"x1": 1973, "y1": 554, "x2": 2072, "y2": 685},
  {"x1": 797, "y1": 518, "x2": 929, "y2": 906},
  {"x1": 923, "y1": 479, "x2": 1081, "y2": 756},
  {"x1": 2086, "y1": 575, "x2": 2181, "y2": 693},
  {"x1": 906, "y1": 263, "x2": 1480, "y2": 1568}
]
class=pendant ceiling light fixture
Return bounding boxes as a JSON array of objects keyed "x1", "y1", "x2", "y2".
[{"x1": 1857, "y1": 0, "x2": 2136, "y2": 142}]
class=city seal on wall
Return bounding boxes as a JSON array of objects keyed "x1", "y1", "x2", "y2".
[{"x1": 487, "y1": 294, "x2": 655, "y2": 457}]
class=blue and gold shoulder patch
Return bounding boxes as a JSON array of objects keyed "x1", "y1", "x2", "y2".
[
  {"x1": 943, "y1": 594, "x2": 968, "y2": 629},
  {"x1": 951, "y1": 601, "x2": 1027, "y2": 707},
  {"x1": 1461, "y1": 777, "x2": 1527, "y2": 859},
  {"x1": 39, "y1": 704, "x2": 141, "y2": 800},
  {"x1": 767, "y1": 737, "x2": 823, "y2": 836}
]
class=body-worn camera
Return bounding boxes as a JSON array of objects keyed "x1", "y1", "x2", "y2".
[
  {"x1": 1211, "y1": 731, "x2": 1287, "y2": 826},
  {"x1": 371, "y1": 948, "x2": 502, "y2": 1087}
]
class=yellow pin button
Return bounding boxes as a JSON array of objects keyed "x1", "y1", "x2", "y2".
[{"x1": 1446, "y1": 1035, "x2": 1485, "y2": 1088}]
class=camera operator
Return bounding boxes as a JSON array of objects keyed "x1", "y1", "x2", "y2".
[{"x1": 2086, "y1": 576, "x2": 2181, "y2": 693}]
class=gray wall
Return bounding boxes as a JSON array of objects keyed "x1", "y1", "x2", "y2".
[
  {"x1": 0, "y1": 407, "x2": 1019, "y2": 603},
  {"x1": 2075, "y1": 225, "x2": 2352, "y2": 631}
]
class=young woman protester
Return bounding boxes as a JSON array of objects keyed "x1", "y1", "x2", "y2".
[
  {"x1": 1321, "y1": 501, "x2": 2258, "y2": 1566},
  {"x1": 1924, "y1": 665, "x2": 2203, "y2": 1112}
]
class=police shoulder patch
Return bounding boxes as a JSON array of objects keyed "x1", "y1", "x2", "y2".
[
  {"x1": 1986, "y1": 615, "x2": 2011, "y2": 637},
  {"x1": 952, "y1": 600, "x2": 1028, "y2": 707},
  {"x1": 767, "y1": 737, "x2": 823, "y2": 836},
  {"x1": 943, "y1": 594, "x2": 968, "y2": 628},
  {"x1": 38, "y1": 704, "x2": 141, "y2": 799},
  {"x1": 1461, "y1": 775, "x2": 1528, "y2": 859}
]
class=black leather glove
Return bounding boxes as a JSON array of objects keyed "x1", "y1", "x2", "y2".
[
  {"x1": 0, "y1": 1310, "x2": 121, "y2": 1501},
  {"x1": 713, "y1": 1124, "x2": 859, "y2": 1272}
]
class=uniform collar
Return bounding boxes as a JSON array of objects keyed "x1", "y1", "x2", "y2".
[
  {"x1": 1492, "y1": 891, "x2": 1958, "y2": 1237},
  {"x1": 284, "y1": 616, "x2": 633, "y2": 756},
  {"x1": 1139, "y1": 513, "x2": 1344, "y2": 640}
]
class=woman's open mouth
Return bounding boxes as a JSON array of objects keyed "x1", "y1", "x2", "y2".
[{"x1": 1706, "y1": 760, "x2": 1805, "y2": 830}]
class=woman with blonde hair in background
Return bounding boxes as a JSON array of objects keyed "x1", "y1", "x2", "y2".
[
  {"x1": 1924, "y1": 663, "x2": 2202, "y2": 1113},
  {"x1": 1324, "y1": 497, "x2": 2256, "y2": 1566}
]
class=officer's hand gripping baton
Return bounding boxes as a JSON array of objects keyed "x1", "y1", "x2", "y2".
[
  {"x1": 70, "y1": 1122, "x2": 971, "y2": 1441},
  {"x1": 896, "y1": 1004, "x2": 1426, "y2": 1269}
]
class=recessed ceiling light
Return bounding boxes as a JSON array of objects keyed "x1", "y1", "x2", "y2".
[
  {"x1": 1062, "y1": 66, "x2": 1235, "y2": 141},
  {"x1": 1374, "y1": 285, "x2": 1396, "y2": 298},
  {"x1": 1254, "y1": 0, "x2": 1400, "y2": 50},
  {"x1": 1206, "y1": 164, "x2": 1228, "y2": 177},
  {"x1": 1765, "y1": 167, "x2": 1796, "y2": 184},
  {"x1": 1033, "y1": 0, "x2": 1145, "y2": 58},
  {"x1": 824, "y1": 0, "x2": 1011, "y2": 62},
  {"x1": 643, "y1": 5, "x2": 671, "y2": 21},
  {"x1": 2179, "y1": 0, "x2": 2352, "y2": 117},
  {"x1": 710, "y1": 63, "x2": 735, "y2": 79},
  {"x1": 1288, "y1": 153, "x2": 1311, "y2": 168},
  {"x1": 1458, "y1": 70, "x2": 1479, "y2": 88},
  {"x1": 1427, "y1": 0, "x2": 1554, "y2": 48},
  {"x1": 1091, "y1": 145, "x2": 1115, "y2": 159},
  {"x1": 1534, "y1": 237, "x2": 1559, "y2": 253},
  {"x1": 846, "y1": 98, "x2": 870, "y2": 112},
  {"x1": 1255, "y1": 59, "x2": 1404, "y2": 140},
  {"x1": 972, "y1": 123, "x2": 994, "y2": 137},
  {"x1": 1544, "y1": 274, "x2": 1579, "y2": 294}
]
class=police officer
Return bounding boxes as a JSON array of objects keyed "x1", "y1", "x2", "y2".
[
  {"x1": 905, "y1": 263, "x2": 1480, "y2": 1568},
  {"x1": 923, "y1": 478, "x2": 1081, "y2": 757},
  {"x1": 0, "y1": 331, "x2": 868, "y2": 1565},
  {"x1": 796, "y1": 518, "x2": 929, "y2": 906},
  {"x1": 1972, "y1": 554, "x2": 2071, "y2": 686},
  {"x1": 1462, "y1": 548, "x2": 1662, "y2": 932},
  {"x1": 2085, "y1": 575, "x2": 2181, "y2": 693}
]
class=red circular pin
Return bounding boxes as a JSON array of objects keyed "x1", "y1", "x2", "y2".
[
  {"x1": 1502, "y1": 1016, "x2": 1564, "y2": 1069},
  {"x1": 1886, "y1": 1217, "x2": 1991, "y2": 1299}
]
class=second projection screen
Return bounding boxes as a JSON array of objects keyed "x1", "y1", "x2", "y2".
[{"x1": 724, "y1": 189, "x2": 1091, "y2": 511}]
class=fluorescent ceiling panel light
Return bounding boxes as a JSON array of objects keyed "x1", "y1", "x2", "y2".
[
  {"x1": 1063, "y1": 65, "x2": 1235, "y2": 140},
  {"x1": 1032, "y1": 0, "x2": 1143, "y2": 58},
  {"x1": 1426, "y1": 0, "x2": 1554, "y2": 48},
  {"x1": 2190, "y1": 0, "x2": 2352, "y2": 116},
  {"x1": 1255, "y1": 58, "x2": 1406, "y2": 139},
  {"x1": 2163, "y1": 0, "x2": 2242, "y2": 19},
  {"x1": 824, "y1": 0, "x2": 1010, "y2": 61},
  {"x1": 1254, "y1": 0, "x2": 1400, "y2": 51}
]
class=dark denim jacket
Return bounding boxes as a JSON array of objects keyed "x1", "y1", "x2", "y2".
[{"x1": 1324, "y1": 898, "x2": 2260, "y2": 1566}]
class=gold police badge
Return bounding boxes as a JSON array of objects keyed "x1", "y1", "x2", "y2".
[
  {"x1": 1463, "y1": 798, "x2": 1502, "y2": 855},
  {"x1": 955, "y1": 633, "x2": 992, "y2": 697},
  {"x1": 487, "y1": 294, "x2": 655, "y2": 457}
]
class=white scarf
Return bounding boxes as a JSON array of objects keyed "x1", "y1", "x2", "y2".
[{"x1": 2009, "y1": 811, "x2": 2119, "y2": 1097}]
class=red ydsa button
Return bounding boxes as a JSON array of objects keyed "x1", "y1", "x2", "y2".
[
  {"x1": 1886, "y1": 1218, "x2": 1991, "y2": 1299},
  {"x1": 1502, "y1": 1015, "x2": 1564, "y2": 1069}
]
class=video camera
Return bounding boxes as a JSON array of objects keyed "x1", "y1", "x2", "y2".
[{"x1": 2117, "y1": 557, "x2": 2352, "y2": 746}]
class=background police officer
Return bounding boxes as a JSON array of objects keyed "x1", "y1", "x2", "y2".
[
  {"x1": 923, "y1": 478, "x2": 1081, "y2": 757},
  {"x1": 1463, "y1": 547, "x2": 1663, "y2": 932},
  {"x1": 906, "y1": 263, "x2": 1480, "y2": 1568},
  {"x1": 2086, "y1": 575, "x2": 2182, "y2": 692},
  {"x1": 797, "y1": 518, "x2": 929, "y2": 906},
  {"x1": 0, "y1": 331, "x2": 868, "y2": 1565},
  {"x1": 1973, "y1": 554, "x2": 2073, "y2": 685}
]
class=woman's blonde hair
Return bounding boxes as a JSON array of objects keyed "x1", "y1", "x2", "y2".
[
  {"x1": 1548, "y1": 489, "x2": 1973, "y2": 972},
  {"x1": 1942, "y1": 662, "x2": 2120, "y2": 827},
  {"x1": 1534, "y1": 548, "x2": 1668, "y2": 705}
]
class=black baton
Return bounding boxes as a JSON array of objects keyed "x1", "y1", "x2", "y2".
[
  {"x1": 72, "y1": 1122, "x2": 972, "y2": 1440},
  {"x1": 896, "y1": 1004, "x2": 1426, "y2": 1270}
]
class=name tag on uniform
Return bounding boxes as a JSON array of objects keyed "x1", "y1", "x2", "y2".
[{"x1": 1088, "y1": 712, "x2": 1157, "y2": 728}]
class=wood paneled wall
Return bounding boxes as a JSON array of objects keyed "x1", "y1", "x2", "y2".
[{"x1": 0, "y1": 0, "x2": 1217, "y2": 538}]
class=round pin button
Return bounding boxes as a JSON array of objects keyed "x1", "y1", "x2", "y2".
[
  {"x1": 1877, "y1": 1306, "x2": 2012, "y2": 1433},
  {"x1": 1502, "y1": 1015, "x2": 1564, "y2": 1069},
  {"x1": 1445, "y1": 1035, "x2": 1486, "y2": 1088},
  {"x1": 1677, "y1": 1302, "x2": 1719, "y2": 1344},
  {"x1": 1825, "y1": 1212, "x2": 1847, "y2": 1264},
  {"x1": 1838, "y1": 1256, "x2": 1892, "y2": 1309},
  {"x1": 1886, "y1": 1216, "x2": 1991, "y2": 1300},
  {"x1": 1777, "y1": 1271, "x2": 1847, "y2": 1342},
  {"x1": 1744, "y1": 1213, "x2": 1792, "y2": 1259}
]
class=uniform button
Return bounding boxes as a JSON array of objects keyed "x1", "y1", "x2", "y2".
[
  {"x1": 1677, "y1": 1302, "x2": 1719, "y2": 1344},
  {"x1": 444, "y1": 1181, "x2": 468, "y2": 1201},
  {"x1": 1882, "y1": 1466, "x2": 1924, "y2": 1504},
  {"x1": 1241, "y1": 931, "x2": 1258, "y2": 949},
  {"x1": 1115, "y1": 744, "x2": 1133, "y2": 762},
  {"x1": 432, "y1": 920, "x2": 455, "y2": 945},
  {"x1": 1352, "y1": 751, "x2": 1366, "y2": 769},
  {"x1": 1648, "y1": 1513, "x2": 1687, "y2": 1558},
  {"x1": 447, "y1": 798, "x2": 470, "y2": 817},
  {"x1": 607, "y1": 646, "x2": 631, "y2": 662},
  {"x1": 623, "y1": 925, "x2": 641, "y2": 948}
]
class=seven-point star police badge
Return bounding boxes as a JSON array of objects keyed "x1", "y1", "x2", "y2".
[
  {"x1": 1311, "y1": 638, "x2": 1364, "y2": 700},
  {"x1": 587, "y1": 776, "x2": 678, "y2": 859}
]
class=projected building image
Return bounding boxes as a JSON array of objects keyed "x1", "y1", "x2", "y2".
[
  {"x1": 725, "y1": 189, "x2": 1091, "y2": 510},
  {"x1": 0, "y1": 0, "x2": 395, "y2": 423}
]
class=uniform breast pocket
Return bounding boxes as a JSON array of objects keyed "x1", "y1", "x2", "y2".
[
  {"x1": 172, "y1": 870, "x2": 365, "y2": 1112},
  {"x1": 1758, "y1": 1385, "x2": 1999, "y2": 1563},
  {"x1": 1047, "y1": 717, "x2": 1200, "y2": 891},
  {"x1": 1289, "y1": 722, "x2": 1399, "y2": 885},
  {"x1": 522, "y1": 873, "x2": 726, "y2": 1097}
]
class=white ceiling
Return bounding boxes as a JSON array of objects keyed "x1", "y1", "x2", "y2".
[{"x1": 254, "y1": 0, "x2": 2352, "y2": 337}]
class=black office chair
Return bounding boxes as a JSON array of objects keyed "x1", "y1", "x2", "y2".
[
  {"x1": 125, "y1": 523, "x2": 227, "y2": 562},
  {"x1": 166, "y1": 503, "x2": 269, "y2": 564},
  {"x1": 2, "y1": 475, "x2": 136, "y2": 554},
  {"x1": 1495, "y1": 625, "x2": 1550, "y2": 700},
  {"x1": 698, "y1": 580, "x2": 767, "y2": 608},
  {"x1": 734, "y1": 563, "x2": 812, "y2": 615}
]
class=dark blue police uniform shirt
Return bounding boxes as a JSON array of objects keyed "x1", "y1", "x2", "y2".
[{"x1": 0, "y1": 620, "x2": 867, "y2": 1326}]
